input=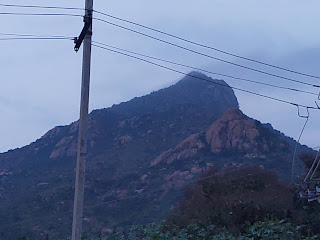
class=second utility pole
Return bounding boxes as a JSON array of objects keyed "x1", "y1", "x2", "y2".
[{"x1": 72, "y1": 0, "x2": 93, "y2": 239}]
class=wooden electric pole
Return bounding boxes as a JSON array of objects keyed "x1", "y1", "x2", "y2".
[{"x1": 72, "y1": 0, "x2": 93, "y2": 239}]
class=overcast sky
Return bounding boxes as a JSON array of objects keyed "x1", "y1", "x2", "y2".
[{"x1": 1, "y1": 0, "x2": 320, "y2": 153}]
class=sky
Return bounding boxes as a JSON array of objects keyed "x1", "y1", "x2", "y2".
[{"x1": 1, "y1": 0, "x2": 320, "y2": 153}]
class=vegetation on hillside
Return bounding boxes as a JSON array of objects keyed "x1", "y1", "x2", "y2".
[
  {"x1": 3, "y1": 74, "x2": 317, "y2": 239},
  {"x1": 109, "y1": 220, "x2": 317, "y2": 240},
  {"x1": 108, "y1": 165, "x2": 320, "y2": 239},
  {"x1": 16, "y1": 160, "x2": 320, "y2": 239}
]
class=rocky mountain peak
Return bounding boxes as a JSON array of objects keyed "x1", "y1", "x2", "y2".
[{"x1": 101, "y1": 71, "x2": 239, "y2": 117}]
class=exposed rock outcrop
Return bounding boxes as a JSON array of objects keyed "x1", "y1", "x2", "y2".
[
  {"x1": 49, "y1": 136, "x2": 77, "y2": 159},
  {"x1": 152, "y1": 108, "x2": 286, "y2": 166},
  {"x1": 151, "y1": 133, "x2": 204, "y2": 166},
  {"x1": 206, "y1": 108, "x2": 260, "y2": 153}
]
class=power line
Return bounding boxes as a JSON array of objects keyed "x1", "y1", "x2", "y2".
[
  {"x1": 304, "y1": 148, "x2": 320, "y2": 182},
  {"x1": 0, "y1": 12, "x2": 82, "y2": 17},
  {"x1": 0, "y1": 37, "x2": 73, "y2": 40},
  {"x1": 93, "y1": 11, "x2": 320, "y2": 80},
  {"x1": 1, "y1": 3, "x2": 319, "y2": 80},
  {"x1": 0, "y1": 33, "x2": 74, "y2": 38},
  {"x1": 93, "y1": 18, "x2": 320, "y2": 88},
  {"x1": 0, "y1": 33, "x2": 74, "y2": 41},
  {"x1": 0, "y1": 3, "x2": 85, "y2": 11},
  {"x1": 292, "y1": 111, "x2": 310, "y2": 184},
  {"x1": 1, "y1": 9, "x2": 318, "y2": 88},
  {"x1": 92, "y1": 43, "x2": 319, "y2": 110},
  {"x1": 93, "y1": 41, "x2": 318, "y2": 96}
]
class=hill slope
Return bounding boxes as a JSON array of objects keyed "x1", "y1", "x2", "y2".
[{"x1": 0, "y1": 72, "x2": 312, "y2": 239}]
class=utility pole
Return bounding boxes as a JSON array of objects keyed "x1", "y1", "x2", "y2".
[{"x1": 72, "y1": 0, "x2": 93, "y2": 239}]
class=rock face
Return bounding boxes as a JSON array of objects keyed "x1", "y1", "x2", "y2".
[
  {"x1": 151, "y1": 108, "x2": 291, "y2": 169},
  {"x1": 151, "y1": 133, "x2": 204, "y2": 166},
  {"x1": 206, "y1": 108, "x2": 260, "y2": 153}
]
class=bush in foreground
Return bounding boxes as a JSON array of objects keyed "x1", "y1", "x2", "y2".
[{"x1": 109, "y1": 220, "x2": 317, "y2": 240}]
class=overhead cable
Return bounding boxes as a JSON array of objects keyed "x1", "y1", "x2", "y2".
[
  {"x1": 0, "y1": 33, "x2": 74, "y2": 38},
  {"x1": 0, "y1": 3, "x2": 84, "y2": 11},
  {"x1": 1, "y1": 9, "x2": 318, "y2": 87},
  {"x1": 92, "y1": 43, "x2": 319, "y2": 110},
  {"x1": 304, "y1": 148, "x2": 320, "y2": 182},
  {"x1": 291, "y1": 107, "x2": 310, "y2": 184},
  {"x1": 93, "y1": 18, "x2": 320, "y2": 88},
  {"x1": 1, "y1": 3, "x2": 318, "y2": 79},
  {"x1": 0, "y1": 37, "x2": 73, "y2": 40},
  {"x1": 0, "y1": 33, "x2": 74, "y2": 41},
  {"x1": 0, "y1": 12, "x2": 82, "y2": 17},
  {"x1": 93, "y1": 41, "x2": 318, "y2": 96},
  {"x1": 93, "y1": 10, "x2": 320, "y2": 80}
]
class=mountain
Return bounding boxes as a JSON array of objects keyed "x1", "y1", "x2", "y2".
[{"x1": 0, "y1": 72, "x2": 312, "y2": 239}]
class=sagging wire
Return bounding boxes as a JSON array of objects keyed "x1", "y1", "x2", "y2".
[
  {"x1": 315, "y1": 89, "x2": 320, "y2": 109},
  {"x1": 310, "y1": 150, "x2": 320, "y2": 181},
  {"x1": 93, "y1": 17, "x2": 320, "y2": 88},
  {"x1": 300, "y1": 147, "x2": 320, "y2": 202},
  {"x1": 92, "y1": 41, "x2": 319, "y2": 97},
  {"x1": 304, "y1": 148, "x2": 320, "y2": 182},
  {"x1": 301, "y1": 92, "x2": 320, "y2": 185},
  {"x1": 302, "y1": 89, "x2": 320, "y2": 184},
  {"x1": 93, "y1": 10, "x2": 320, "y2": 80},
  {"x1": 291, "y1": 106, "x2": 310, "y2": 184}
]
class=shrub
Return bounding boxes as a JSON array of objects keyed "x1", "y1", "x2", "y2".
[{"x1": 166, "y1": 166, "x2": 294, "y2": 233}]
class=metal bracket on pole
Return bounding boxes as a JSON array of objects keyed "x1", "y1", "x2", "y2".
[
  {"x1": 74, "y1": 13, "x2": 92, "y2": 52},
  {"x1": 296, "y1": 105, "x2": 310, "y2": 119}
]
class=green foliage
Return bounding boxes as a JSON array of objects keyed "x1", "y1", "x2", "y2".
[
  {"x1": 17, "y1": 237, "x2": 28, "y2": 240},
  {"x1": 244, "y1": 220, "x2": 315, "y2": 240},
  {"x1": 109, "y1": 220, "x2": 317, "y2": 239},
  {"x1": 110, "y1": 222, "x2": 225, "y2": 240}
]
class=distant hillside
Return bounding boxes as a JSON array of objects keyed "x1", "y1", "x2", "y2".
[{"x1": 0, "y1": 72, "x2": 313, "y2": 240}]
